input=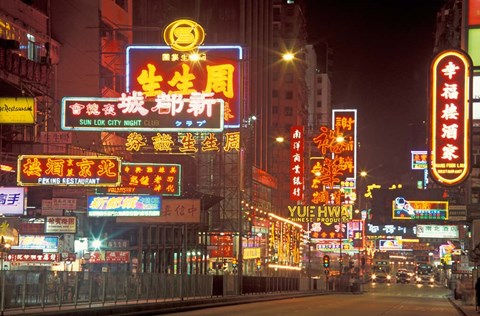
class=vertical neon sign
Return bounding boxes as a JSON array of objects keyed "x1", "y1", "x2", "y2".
[
  {"x1": 290, "y1": 126, "x2": 304, "y2": 201},
  {"x1": 429, "y1": 49, "x2": 473, "y2": 186}
]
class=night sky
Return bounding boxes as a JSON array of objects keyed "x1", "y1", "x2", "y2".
[{"x1": 305, "y1": 0, "x2": 446, "y2": 184}]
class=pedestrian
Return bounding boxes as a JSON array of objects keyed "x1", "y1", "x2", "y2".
[
  {"x1": 349, "y1": 275, "x2": 355, "y2": 293},
  {"x1": 475, "y1": 277, "x2": 480, "y2": 311}
]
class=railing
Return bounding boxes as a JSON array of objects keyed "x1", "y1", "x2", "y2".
[{"x1": 0, "y1": 270, "x2": 326, "y2": 313}]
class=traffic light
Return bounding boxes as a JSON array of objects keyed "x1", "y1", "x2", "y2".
[
  {"x1": 323, "y1": 255, "x2": 330, "y2": 268},
  {"x1": 232, "y1": 258, "x2": 238, "y2": 268},
  {"x1": 256, "y1": 259, "x2": 262, "y2": 270}
]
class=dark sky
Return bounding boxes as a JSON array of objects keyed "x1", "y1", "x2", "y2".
[{"x1": 305, "y1": 0, "x2": 447, "y2": 183}]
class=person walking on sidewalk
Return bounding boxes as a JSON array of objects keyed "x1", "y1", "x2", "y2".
[{"x1": 475, "y1": 277, "x2": 480, "y2": 311}]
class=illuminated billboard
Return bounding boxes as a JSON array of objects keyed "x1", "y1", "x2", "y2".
[
  {"x1": 290, "y1": 126, "x2": 304, "y2": 201},
  {"x1": 13, "y1": 235, "x2": 59, "y2": 253},
  {"x1": 392, "y1": 197, "x2": 448, "y2": 220},
  {"x1": 87, "y1": 195, "x2": 161, "y2": 217},
  {"x1": 429, "y1": 49, "x2": 472, "y2": 186},
  {"x1": 331, "y1": 110, "x2": 357, "y2": 187},
  {"x1": 288, "y1": 204, "x2": 352, "y2": 224},
  {"x1": 126, "y1": 45, "x2": 243, "y2": 128},
  {"x1": 416, "y1": 224, "x2": 459, "y2": 239},
  {"x1": 0, "y1": 97, "x2": 35, "y2": 124},
  {"x1": 0, "y1": 187, "x2": 25, "y2": 215},
  {"x1": 17, "y1": 155, "x2": 121, "y2": 187},
  {"x1": 411, "y1": 150, "x2": 427, "y2": 170},
  {"x1": 121, "y1": 162, "x2": 181, "y2": 196},
  {"x1": 61, "y1": 94, "x2": 224, "y2": 132}
]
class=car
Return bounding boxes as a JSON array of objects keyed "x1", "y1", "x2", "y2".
[
  {"x1": 396, "y1": 270, "x2": 410, "y2": 284},
  {"x1": 415, "y1": 272, "x2": 435, "y2": 285}
]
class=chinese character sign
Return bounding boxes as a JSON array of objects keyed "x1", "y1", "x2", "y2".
[
  {"x1": 290, "y1": 126, "x2": 304, "y2": 201},
  {"x1": 121, "y1": 163, "x2": 181, "y2": 196},
  {"x1": 17, "y1": 155, "x2": 121, "y2": 187},
  {"x1": 61, "y1": 93, "x2": 224, "y2": 132},
  {"x1": 429, "y1": 49, "x2": 473, "y2": 186},
  {"x1": 126, "y1": 45, "x2": 243, "y2": 128},
  {"x1": 331, "y1": 110, "x2": 356, "y2": 185}
]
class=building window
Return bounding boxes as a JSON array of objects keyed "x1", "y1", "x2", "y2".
[
  {"x1": 285, "y1": 106, "x2": 293, "y2": 116},
  {"x1": 317, "y1": 101, "x2": 322, "y2": 108},
  {"x1": 285, "y1": 72, "x2": 293, "y2": 83},
  {"x1": 285, "y1": 91, "x2": 293, "y2": 99},
  {"x1": 272, "y1": 106, "x2": 278, "y2": 114},
  {"x1": 272, "y1": 90, "x2": 279, "y2": 98}
]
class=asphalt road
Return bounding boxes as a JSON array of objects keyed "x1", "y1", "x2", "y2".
[{"x1": 163, "y1": 283, "x2": 460, "y2": 316}]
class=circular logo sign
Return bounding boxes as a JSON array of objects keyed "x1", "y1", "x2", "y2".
[{"x1": 163, "y1": 19, "x2": 205, "y2": 52}]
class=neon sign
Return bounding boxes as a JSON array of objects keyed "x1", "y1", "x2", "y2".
[
  {"x1": 163, "y1": 19, "x2": 205, "y2": 52},
  {"x1": 429, "y1": 49, "x2": 473, "y2": 186},
  {"x1": 288, "y1": 204, "x2": 352, "y2": 224},
  {"x1": 17, "y1": 155, "x2": 121, "y2": 187},
  {"x1": 61, "y1": 92, "x2": 224, "y2": 132},
  {"x1": 392, "y1": 197, "x2": 448, "y2": 220},
  {"x1": 118, "y1": 162, "x2": 181, "y2": 196},
  {"x1": 126, "y1": 45, "x2": 243, "y2": 128},
  {"x1": 87, "y1": 195, "x2": 161, "y2": 217},
  {"x1": 331, "y1": 110, "x2": 356, "y2": 185},
  {"x1": 290, "y1": 126, "x2": 304, "y2": 201}
]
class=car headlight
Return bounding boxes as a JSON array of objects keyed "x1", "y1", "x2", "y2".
[
  {"x1": 416, "y1": 277, "x2": 421, "y2": 282},
  {"x1": 372, "y1": 274, "x2": 376, "y2": 279},
  {"x1": 430, "y1": 277, "x2": 434, "y2": 282},
  {"x1": 387, "y1": 275, "x2": 391, "y2": 280}
]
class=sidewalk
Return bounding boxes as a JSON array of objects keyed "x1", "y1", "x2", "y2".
[{"x1": 448, "y1": 295, "x2": 478, "y2": 316}]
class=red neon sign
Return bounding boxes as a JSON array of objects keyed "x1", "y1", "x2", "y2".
[
  {"x1": 429, "y1": 49, "x2": 472, "y2": 186},
  {"x1": 17, "y1": 155, "x2": 121, "y2": 187}
]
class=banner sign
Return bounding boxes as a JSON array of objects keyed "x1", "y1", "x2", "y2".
[
  {"x1": 288, "y1": 204, "x2": 352, "y2": 224},
  {"x1": 7, "y1": 253, "x2": 59, "y2": 262},
  {"x1": 0, "y1": 187, "x2": 25, "y2": 215},
  {"x1": 429, "y1": 49, "x2": 473, "y2": 186},
  {"x1": 62, "y1": 94, "x2": 224, "y2": 132},
  {"x1": 88, "y1": 251, "x2": 129, "y2": 263},
  {"x1": 416, "y1": 224, "x2": 459, "y2": 239},
  {"x1": 45, "y1": 216, "x2": 77, "y2": 234},
  {"x1": 126, "y1": 45, "x2": 243, "y2": 128},
  {"x1": 0, "y1": 97, "x2": 35, "y2": 124},
  {"x1": 87, "y1": 195, "x2": 161, "y2": 217},
  {"x1": 17, "y1": 155, "x2": 122, "y2": 187},
  {"x1": 392, "y1": 198, "x2": 448, "y2": 220}
]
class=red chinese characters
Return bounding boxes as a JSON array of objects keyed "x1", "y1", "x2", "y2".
[
  {"x1": 17, "y1": 155, "x2": 121, "y2": 187},
  {"x1": 429, "y1": 50, "x2": 473, "y2": 186}
]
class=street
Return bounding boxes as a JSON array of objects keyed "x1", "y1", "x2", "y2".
[{"x1": 164, "y1": 283, "x2": 460, "y2": 316}]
